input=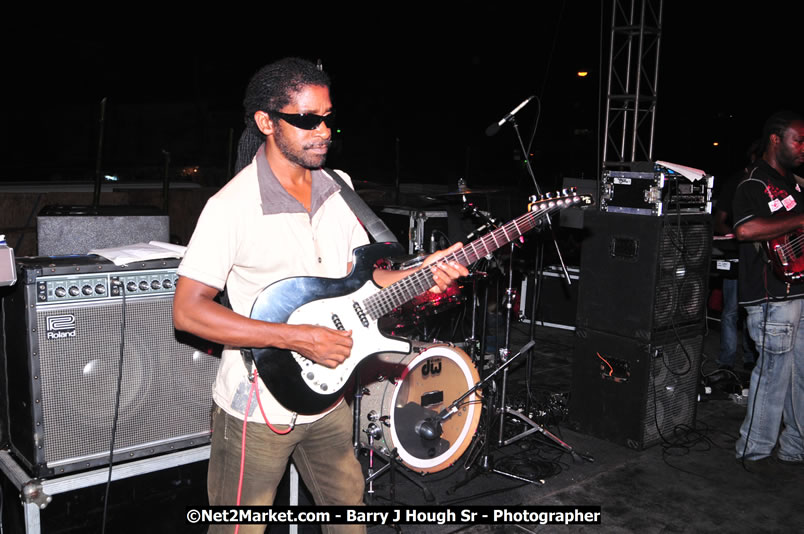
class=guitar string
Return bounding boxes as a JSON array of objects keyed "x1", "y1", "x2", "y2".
[
  {"x1": 774, "y1": 232, "x2": 804, "y2": 254},
  {"x1": 363, "y1": 197, "x2": 573, "y2": 318},
  {"x1": 362, "y1": 195, "x2": 580, "y2": 319},
  {"x1": 366, "y1": 219, "x2": 514, "y2": 319}
]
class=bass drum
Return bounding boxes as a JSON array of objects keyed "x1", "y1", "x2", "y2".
[{"x1": 359, "y1": 344, "x2": 482, "y2": 474}]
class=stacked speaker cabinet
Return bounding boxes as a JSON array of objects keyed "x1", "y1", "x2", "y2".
[
  {"x1": 1, "y1": 256, "x2": 220, "y2": 477},
  {"x1": 569, "y1": 211, "x2": 711, "y2": 449}
]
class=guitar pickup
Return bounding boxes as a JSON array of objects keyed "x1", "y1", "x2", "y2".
[
  {"x1": 331, "y1": 314, "x2": 345, "y2": 330},
  {"x1": 352, "y1": 302, "x2": 370, "y2": 327}
]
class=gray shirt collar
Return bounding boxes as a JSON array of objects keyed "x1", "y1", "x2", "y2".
[{"x1": 255, "y1": 144, "x2": 340, "y2": 217}]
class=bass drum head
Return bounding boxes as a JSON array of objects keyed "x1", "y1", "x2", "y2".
[{"x1": 360, "y1": 344, "x2": 482, "y2": 474}]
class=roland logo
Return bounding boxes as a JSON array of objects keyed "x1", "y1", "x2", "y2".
[{"x1": 46, "y1": 315, "x2": 76, "y2": 340}]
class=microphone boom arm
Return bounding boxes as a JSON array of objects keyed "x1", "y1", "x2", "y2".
[{"x1": 438, "y1": 340, "x2": 536, "y2": 423}]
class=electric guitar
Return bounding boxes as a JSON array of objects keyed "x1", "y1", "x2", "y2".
[
  {"x1": 766, "y1": 228, "x2": 804, "y2": 284},
  {"x1": 248, "y1": 189, "x2": 593, "y2": 414}
]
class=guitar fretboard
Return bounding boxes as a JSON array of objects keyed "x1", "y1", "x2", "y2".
[{"x1": 362, "y1": 192, "x2": 586, "y2": 320}]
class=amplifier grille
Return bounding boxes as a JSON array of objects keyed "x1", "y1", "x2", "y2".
[
  {"x1": 35, "y1": 296, "x2": 218, "y2": 469},
  {"x1": 641, "y1": 333, "x2": 703, "y2": 448},
  {"x1": 652, "y1": 222, "x2": 711, "y2": 330}
]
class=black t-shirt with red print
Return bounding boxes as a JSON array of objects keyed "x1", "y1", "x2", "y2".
[{"x1": 732, "y1": 159, "x2": 804, "y2": 305}]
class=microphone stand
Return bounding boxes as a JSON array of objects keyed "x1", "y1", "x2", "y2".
[
  {"x1": 492, "y1": 117, "x2": 578, "y2": 444},
  {"x1": 510, "y1": 118, "x2": 572, "y2": 286},
  {"x1": 448, "y1": 333, "x2": 592, "y2": 492},
  {"x1": 451, "y1": 339, "x2": 538, "y2": 488}
]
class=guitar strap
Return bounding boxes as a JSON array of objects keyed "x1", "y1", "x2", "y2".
[{"x1": 322, "y1": 168, "x2": 398, "y2": 243}]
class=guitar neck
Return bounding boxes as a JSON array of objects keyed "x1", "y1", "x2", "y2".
[{"x1": 364, "y1": 194, "x2": 575, "y2": 320}]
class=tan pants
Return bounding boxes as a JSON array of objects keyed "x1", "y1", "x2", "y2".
[{"x1": 207, "y1": 401, "x2": 365, "y2": 534}]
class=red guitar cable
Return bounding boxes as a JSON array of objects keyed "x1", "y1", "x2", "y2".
[{"x1": 233, "y1": 370, "x2": 296, "y2": 534}]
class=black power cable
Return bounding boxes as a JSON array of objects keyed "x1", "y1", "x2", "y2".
[{"x1": 101, "y1": 279, "x2": 127, "y2": 534}]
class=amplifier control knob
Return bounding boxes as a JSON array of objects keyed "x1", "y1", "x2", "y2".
[
  {"x1": 162, "y1": 279, "x2": 173, "y2": 289},
  {"x1": 151, "y1": 280, "x2": 162, "y2": 290},
  {"x1": 68, "y1": 286, "x2": 80, "y2": 297},
  {"x1": 139, "y1": 280, "x2": 150, "y2": 291},
  {"x1": 82, "y1": 285, "x2": 93, "y2": 296},
  {"x1": 55, "y1": 287, "x2": 67, "y2": 298},
  {"x1": 126, "y1": 282, "x2": 138, "y2": 292},
  {"x1": 95, "y1": 284, "x2": 106, "y2": 295}
]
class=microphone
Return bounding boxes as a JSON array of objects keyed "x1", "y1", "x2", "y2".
[
  {"x1": 414, "y1": 417, "x2": 443, "y2": 440},
  {"x1": 485, "y1": 95, "x2": 535, "y2": 136}
]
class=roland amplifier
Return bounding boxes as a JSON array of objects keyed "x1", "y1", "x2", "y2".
[{"x1": 1, "y1": 256, "x2": 220, "y2": 477}]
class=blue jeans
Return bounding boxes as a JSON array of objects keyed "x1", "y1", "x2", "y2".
[
  {"x1": 735, "y1": 299, "x2": 804, "y2": 461},
  {"x1": 718, "y1": 278, "x2": 756, "y2": 368},
  {"x1": 207, "y1": 401, "x2": 366, "y2": 534}
]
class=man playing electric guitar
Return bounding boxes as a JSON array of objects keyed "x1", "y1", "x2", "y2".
[
  {"x1": 172, "y1": 58, "x2": 468, "y2": 534},
  {"x1": 732, "y1": 110, "x2": 804, "y2": 467}
]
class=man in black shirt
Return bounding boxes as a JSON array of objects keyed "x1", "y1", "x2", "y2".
[{"x1": 732, "y1": 110, "x2": 804, "y2": 464}]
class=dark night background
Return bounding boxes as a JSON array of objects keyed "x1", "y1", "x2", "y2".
[
  {"x1": 0, "y1": 6, "x2": 801, "y2": 531},
  {"x1": 1, "y1": 4, "x2": 800, "y2": 197}
]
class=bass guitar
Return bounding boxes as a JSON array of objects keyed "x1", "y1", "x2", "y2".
[
  {"x1": 249, "y1": 189, "x2": 592, "y2": 414},
  {"x1": 766, "y1": 228, "x2": 804, "y2": 284}
]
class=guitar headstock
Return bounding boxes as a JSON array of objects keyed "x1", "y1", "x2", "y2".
[{"x1": 528, "y1": 188, "x2": 594, "y2": 212}]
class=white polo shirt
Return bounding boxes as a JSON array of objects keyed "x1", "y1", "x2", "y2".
[{"x1": 178, "y1": 147, "x2": 369, "y2": 424}]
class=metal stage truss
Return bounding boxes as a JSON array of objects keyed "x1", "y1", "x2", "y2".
[{"x1": 602, "y1": 0, "x2": 664, "y2": 168}]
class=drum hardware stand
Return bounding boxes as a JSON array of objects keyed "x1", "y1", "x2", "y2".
[
  {"x1": 353, "y1": 369, "x2": 436, "y2": 504},
  {"x1": 362, "y1": 439, "x2": 436, "y2": 504},
  {"x1": 488, "y1": 212, "x2": 588, "y2": 462},
  {"x1": 524, "y1": 238, "x2": 549, "y2": 418},
  {"x1": 445, "y1": 340, "x2": 547, "y2": 489},
  {"x1": 464, "y1": 267, "x2": 490, "y2": 376},
  {"x1": 365, "y1": 445, "x2": 406, "y2": 534},
  {"x1": 495, "y1": 240, "x2": 528, "y2": 446},
  {"x1": 460, "y1": 195, "x2": 502, "y2": 377}
]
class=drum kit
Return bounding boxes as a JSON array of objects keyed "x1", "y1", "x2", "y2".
[
  {"x1": 351, "y1": 182, "x2": 593, "y2": 499},
  {"x1": 350, "y1": 96, "x2": 596, "y2": 499}
]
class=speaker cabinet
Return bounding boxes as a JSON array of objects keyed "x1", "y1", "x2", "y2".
[
  {"x1": 575, "y1": 212, "x2": 712, "y2": 341},
  {"x1": 1, "y1": 256, "x2": 219, "y2": 477},
  {"x1": 568, "y1": 326, "x2": 703, "y2": 449}
]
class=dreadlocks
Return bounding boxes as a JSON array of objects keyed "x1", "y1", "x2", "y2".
[{"x1": 235, "y1": 58, "x2": 331, "y2": 173}]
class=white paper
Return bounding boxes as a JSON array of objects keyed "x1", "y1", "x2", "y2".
[
  {"x1": 89, "y1": 241, "x2": 187, "y2": 266},
  {"x1": 656, "y1": 160, "x2": 708, "y2": 181}
]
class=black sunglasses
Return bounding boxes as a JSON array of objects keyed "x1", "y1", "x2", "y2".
[{"x1": 270, "y1": 110, "x2": 336, "y2": 130}]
